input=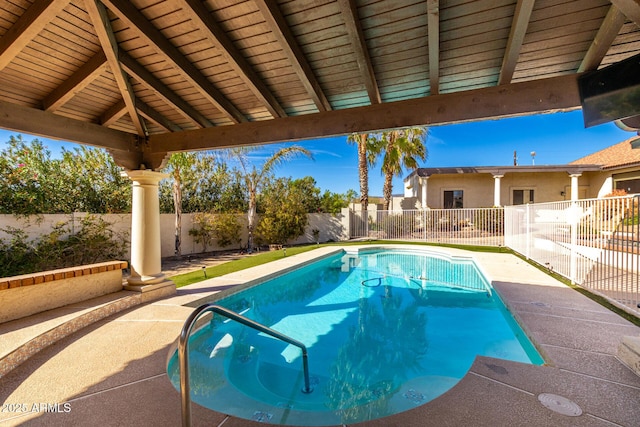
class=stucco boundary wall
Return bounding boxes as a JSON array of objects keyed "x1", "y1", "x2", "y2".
[
  {"x1": 0, "y1": 210, "x2": 351, "y2": 260},
  {"x1": 0, "y1": 261, "x2": 127, "y2": 323}
]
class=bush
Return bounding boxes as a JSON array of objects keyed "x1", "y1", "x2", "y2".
[
  {"x1": 189, "y1": 213, "x2": 242, "y2": 251},
  {"x1": 0, "y1": 215, "x2": 128, "y2": 277}
]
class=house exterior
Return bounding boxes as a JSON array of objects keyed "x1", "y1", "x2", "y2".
[{"x1": 402, "y1": 137, "x2": 640, "y2": 209}]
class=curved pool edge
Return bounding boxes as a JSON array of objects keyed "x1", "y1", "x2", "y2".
[
  {"x1": 168, "y1": 244, "x2": 549, "y2": 426},
  {"x1": 171, "y1": 355, "x2": 550, "y2": 427}
]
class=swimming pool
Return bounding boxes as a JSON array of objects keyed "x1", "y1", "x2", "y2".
[{"x1": 167, "y1": 248, "x2": 543, "y2": 425}]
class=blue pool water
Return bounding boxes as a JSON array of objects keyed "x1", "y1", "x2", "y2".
[{"x1": 167, "y1": 248, "x2": 543, "y2": 425}]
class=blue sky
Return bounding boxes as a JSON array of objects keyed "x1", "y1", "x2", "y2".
[{"x1": 0, "y1": 109, "x2": 633, "y2": 196}]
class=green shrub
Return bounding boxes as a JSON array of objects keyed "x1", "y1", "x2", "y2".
[
  {"x1": 0, "y1": 215, "x2": 128, "y2": 277},
  {"x1": 189, "y1": 213, "x2": 242, "y2": 251}
]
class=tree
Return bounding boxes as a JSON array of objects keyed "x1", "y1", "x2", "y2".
[
  {"x1": 0, "y1": 135, "x2": 130, "y2": 214},
  {"x1": 162, "y1": 153, "x2": 198, "y2": 255},
  {"x1": 320, "y1": 188, "x2": 357, "y2": 214},
  {"x1": 0, "y1": 135, "x2": 63, "y2": 214},
  {"x1": 255, "y1": 177, "x2": 309, "y2": 246},
  {"x1": 346, "y1": 133, "x2": 378, "y2": 212},
  {"x1": 374, "y1": 127, "x2": 428, "y2": 210},
  {"x1": 59, "y1": 145, "x2": 131, "y2": 213},
  {"x1": 230, "y1": 146, "x2": 313, "y2": 252}
]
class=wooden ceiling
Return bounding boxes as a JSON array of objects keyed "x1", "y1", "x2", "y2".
[{"x1": 0, "y1": 0, "x2": 639, "y2": 169}]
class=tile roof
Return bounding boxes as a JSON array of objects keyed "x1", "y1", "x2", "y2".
[{"x1": 570, "y1": 137, "x2": 640, "y2": 169}]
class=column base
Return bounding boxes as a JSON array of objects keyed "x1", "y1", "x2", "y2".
[{"x1": 124, "y1": 279, "x2": 176, "y2": 303}]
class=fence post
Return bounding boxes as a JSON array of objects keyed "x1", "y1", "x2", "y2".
[
  {"x1": 569, "y1": 201, "x2": 578, "y2": 284},
  {"x1": 525, "y1": 204, "x2": 531, "y2": 259},
  {"x1": 422, "y1": 209, "x2": 427, "y2": 241}
]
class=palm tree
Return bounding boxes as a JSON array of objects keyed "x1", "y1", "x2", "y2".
[
  {"x1": 376, "y1": 127, "x2": 428, "y2": 211},
  {"x1": 347, "y1": 133, "x2": 379, "y2": 237},
  {"x1": 346, "y1": 133, "x2": 377, "y2": 211},
  {"x1": 164, "y1": 152, "x2": 198, "y2": 256},
  {"x1": 230, "y1": 146, "x2": 313, "y2": 252}
]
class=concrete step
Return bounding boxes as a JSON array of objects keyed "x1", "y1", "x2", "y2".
[
  {"x1": 0, "y1": 291, "x2": 142, "y2": 378},
  {"x1": 618, "y1": 335, "x2": 640, "y2": 377}
]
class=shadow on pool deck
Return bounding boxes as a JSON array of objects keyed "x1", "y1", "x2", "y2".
[{"x1": 1, "y1": 246, "x2": 639, "y2": 427}]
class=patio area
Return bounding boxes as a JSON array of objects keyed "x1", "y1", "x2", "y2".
[{"x1": 1, "y1": 245, "x2": 639, "y2": 427}]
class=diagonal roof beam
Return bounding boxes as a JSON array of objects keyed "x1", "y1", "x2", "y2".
[
  {"x1": 255, "y1": 0, "x2": 331, "y2": 112},
  {"x1": 579, "y1": 5, "x2": 626, "y2": 72},
  {"x1": 100, "y1": 99, "x2": 127, "y2": 127},
  {"x1": 85, "y1": 0, "x2": 147, "y2": 136},
  {"x1": 100, "y1": 98, "x2": 181, "y2": 133},
  {"x1": 0, "y1": 0, "x2": 70, "y2": 72},
  {"x1": 610, "y1": 0, "x2": 640, "y2": 27},
  {"x1": 499, "y1": 0, "x2": 535, "y2": 85},
  {"x1": 181, "y1": 0, "x2": 286, "y2": 118},
  {"x1": 43, "y1": 51, "x2": 108, "y2": 111},
  {"x1": 337, "y1": 0, "x2": 381, "y2": 104},
  {"x1": 427, "y1": 0, "x2": 440, "y2": 95},
  {"x1": 100, "y1": 0, "x2": 247, "y2": 124},
  {"x1": 135, "y1": 100, "x2": 182, "y2": 132},
  {"x1": 119, "y1": 51, "x2": 213, "y2": 129}
]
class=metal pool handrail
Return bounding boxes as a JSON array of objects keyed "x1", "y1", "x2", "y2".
[{"x1": 178, "y1": 303, "x2": 313, "y2": 427}]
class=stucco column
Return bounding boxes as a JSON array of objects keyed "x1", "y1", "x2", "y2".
[
  {"x1": 122, "y1": 170, "x2": 176, "y2": 301},
  {"x1": 569, "y1": 173, "x2": 581, "y2": 201},
  {"x1": 493, "y1": 174, "x2": 504, "y2": 207},
  {"x1": 420, "y1": 176, "x2": 429, "y2": 208}
]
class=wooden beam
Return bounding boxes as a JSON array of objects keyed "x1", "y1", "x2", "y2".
[
  {"x1": 337, "y1": 0, "x2": 381, "y2": 104},
  {"x1": 180, "y1": 0, "x2": 286, "y2": 119},
  {"x1": 610, "y1": 0, "x2": 640, "y2": 27},
  {"x1": 579, "y1": 5, "x2": 627, "y2": 72},
  {"x1": 499, "y1": 0, "x2": 535, "y2": 85},
  {"x1": 101, "y1": 99, "x2": 127, "y2": 127},
  {"x1": 43, "y1": 51, "x2": 108, "y2": 112},
  {"x1": 0, "y1": 0, "x2": 70, "y2": 72},
  {"x1": 150, "y1": 73, "x2": 581, "y2": 153},
  {"x1": 0, "y1": 99, "x2": 137, "y2": 152},
  {"x1": 427, "y1": 0, "x2": 440, "y2": 95},
  {"x1": 255, "y1": 0, "x2": 331, "y2": 112},
  {"x1": 100, "y1": 0, "x2": 248, "y2": 124},
  {"x1": 135, "y1": 100, "x2": 182, "y2": 132},
  {"x1": 119, "y1": 51, "x2": 213, "y2": 128},
  {"x1": 85, "y1": 0, "x2": 147, "y2": 136}
]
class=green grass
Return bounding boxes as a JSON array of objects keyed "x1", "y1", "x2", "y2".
[{"x1": 169, "y1": 244, "x2": 321, "y2": 288}]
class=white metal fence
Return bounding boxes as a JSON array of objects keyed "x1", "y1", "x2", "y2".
[
  {"x1": 349, "y1": 197, "x2": 639, "y2": 314},
  {"x1": 505, "y1": 195, "x2": 639, "y2": 314},
  {"x1": 349, "y1": 208, "x2": 504, "y2": 247}
]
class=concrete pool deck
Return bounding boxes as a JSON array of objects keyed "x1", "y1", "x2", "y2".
[{"x1": 1, "y1": 245, "x2": 639, "y2": 426}]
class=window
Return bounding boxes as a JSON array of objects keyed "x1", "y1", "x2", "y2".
[
  {"x1": 444, "y1": 190, "x2": 463, "y2": 209},
  {"x1": 513, "y1": 189, "x2": 534, "y2": 205},
  {"x1": 615, "y1": 178, "x2": 640, "y2": 194}
]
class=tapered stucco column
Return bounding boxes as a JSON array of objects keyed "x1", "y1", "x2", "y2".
[
  {"x1": 122, "y1": 170, "x2": 176, "y2": 301},
  {"x1": 493, "y1": 174, "x2": 504, "y2": 207},
  {"x1": 420, "y1": 176, "x2": 429, "y2": 208},
  {"x1": 570, "y1": 173, "x2": 581, "y2": 201}
]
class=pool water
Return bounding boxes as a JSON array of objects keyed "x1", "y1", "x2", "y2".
[{"x1": 167, "y1": 249, "x2": 543, "y2": 425}]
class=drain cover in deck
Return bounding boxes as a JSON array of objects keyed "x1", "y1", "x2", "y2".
[{"x1": 537, "y1": 393, "x2": 582, "y2": 416}]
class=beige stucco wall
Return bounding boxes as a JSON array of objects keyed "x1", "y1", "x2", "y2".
[
  {"x1": 0, "y1": 268, "x2": 123, "y2": 323},
  {"x1": 422, "y1": 172, "x2": 592, "y2": 208},
  {"x1": 0, "y1": 212, "x2": 349, "y2": 260}
]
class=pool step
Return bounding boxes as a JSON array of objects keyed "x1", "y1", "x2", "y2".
[
  {"x1": 618, "y1": 335, "x2": 640, "y2": 377},
  {"x1": 0, "y1": 291, "x2": 141, "y2": 378}
]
